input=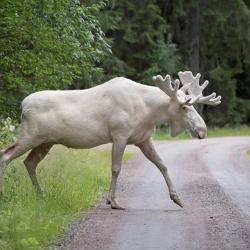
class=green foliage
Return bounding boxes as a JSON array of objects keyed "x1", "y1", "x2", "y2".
[
  {"x1": 201, "y1": 0, "x2": 250, "y2": 125},
  {"x1": 0, "y1": 0, "x2": 110, "y2": 119},
  {"x1": 0, "y1": 117, "x2": 17, "y2": 147},
  {"x1": 206, "y1": 65, "x2": 238, "y2": 125},
  {"x1": 159, "y1": 0, "x2": 250, "y2": 126},
  {"x1": 0, "y1": 144, "x2": 133, "y2": 249},
  {"x1": 100, "y1": 0, "x2": 250, "y2": 126},
  {"x1": 100, "y1": 0, "x2": 180, "y2": 84}
]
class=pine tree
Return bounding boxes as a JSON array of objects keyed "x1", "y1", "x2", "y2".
[
  {"x1": 100, "y1": 0, "x2": 180, "y2": 85},
  {"x1": 159, "y1": 0, "x2": 250, "y2": 125}
]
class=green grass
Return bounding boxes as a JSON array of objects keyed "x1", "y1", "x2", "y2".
[
  {"x1": 153, "y1": 126, "x2": 250, "y2": 140},
  {"x1": 207, "y1": 127, "x2": 250, "y2": 137},
  {"x1": 0, "y1": 146, "x2": 133, "y2": 250},
  {"x1": 247, "y1": 149, "x2": 250, "y2": 155}
]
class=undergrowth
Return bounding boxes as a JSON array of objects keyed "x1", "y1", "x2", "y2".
[{"x1": 0, "y1": 145, "x2": 133, "y2": 250}]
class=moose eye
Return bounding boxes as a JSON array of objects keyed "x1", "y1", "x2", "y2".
[{"x1": 181, "y1": 106, "x2": 188, "y2": 111}]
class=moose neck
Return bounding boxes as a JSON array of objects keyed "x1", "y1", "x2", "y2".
[{"x1": 145, "y1": 86, "x2": 173, "y2": 126}]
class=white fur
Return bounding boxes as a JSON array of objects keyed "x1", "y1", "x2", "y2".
[
  {"x1": 0, "y1": 74, "x2": 220, "y2": 208},
  {"x1": 20, "y1": 77, "x2": 207, "y2": 147}
]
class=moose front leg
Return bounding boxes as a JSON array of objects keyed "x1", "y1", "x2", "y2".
[
  {"x1": 137, "y1": 139, "x2": 183, "y2": 207},
  {"x1": 107, "y1": 139, "x2": 127, "y2": 209}
]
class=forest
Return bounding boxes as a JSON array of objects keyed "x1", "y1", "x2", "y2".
[
  {"x1": 0, "y1": 0, "x2": 250, "y2": 126},
  {"x1": 0, "y1": 1, "x2": 250, "y2": 249}
]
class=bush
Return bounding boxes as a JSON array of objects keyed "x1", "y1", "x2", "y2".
[
  {"x1": 0, "y1": 0, "x2": 110, "y2": 119},
  {"x1": 0, "y1": 117, "x2": 17, "y2": 148}
]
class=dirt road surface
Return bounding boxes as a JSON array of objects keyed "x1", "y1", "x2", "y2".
[{"x1": 56, "y1": 137, "x2": 250, "y2": 250}]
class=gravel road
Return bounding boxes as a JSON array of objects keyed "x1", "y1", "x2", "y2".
[{"x1": 55, "y1": 137, "x2": 250, "y2": 250}]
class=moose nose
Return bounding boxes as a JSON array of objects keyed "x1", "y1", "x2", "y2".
[{"x1": 197, "y1": 130, "x2": 206, "y2": 139}]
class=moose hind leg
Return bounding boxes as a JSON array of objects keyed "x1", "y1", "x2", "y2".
[
  {"x1": 24, "y1": 143, "x2": 53, "y2": 197},
  {"x1": 0, "y1": 141, "x2": 35, "y2": 194}
]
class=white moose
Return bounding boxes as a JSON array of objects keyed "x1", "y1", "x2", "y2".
[{"x1": 0, "y1": 71, "x2": 221, "y2": 209}]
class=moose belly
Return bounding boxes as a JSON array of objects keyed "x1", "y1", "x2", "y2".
[
  {"x1": 33, "y1": 113, "x2": 112, "y2": 149},
  {"x1": 53, "y1": 125, "x2": 111, "y2": 149},
  {"x1": 59, "y1": 134, "x2": 111, "y2": 149}
]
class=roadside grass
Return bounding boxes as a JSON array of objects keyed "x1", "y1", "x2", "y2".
[
  {"x1": 153, "y1": 126, "x2": 250, "y2": 141},
  {"x1": 0, "y1": 145, "x2": 133, "y2": 250}
]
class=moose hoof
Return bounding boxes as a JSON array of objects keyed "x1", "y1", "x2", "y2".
[
  {"x1": 170, "y1": 193, "x2": 183, "y2": 208},
  {"x1": 106, "y1": 198, "x2": 125, "y2": 210},
  {"x1": 111, "y1": 202, "x2": 125, "y2": 210}
]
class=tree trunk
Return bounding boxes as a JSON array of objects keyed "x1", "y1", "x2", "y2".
[
  {"x1": 160, "y1": 0, "x2": 204, "y2": 114},
  {"x1": 187, "y1": 3, "x2": 204, "y2": 114},
  {"x1": 188, "y1": 5, "x2": 200, "y2": 75}
]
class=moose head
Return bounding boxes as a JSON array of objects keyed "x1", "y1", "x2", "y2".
[{"x1": 153, "y1": 71, "x2": 221, "y2": 139}]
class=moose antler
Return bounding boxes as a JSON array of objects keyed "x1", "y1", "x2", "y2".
[
  {"x1": 152, "y1": 75, "x2": 179, "y2": 98},
  {"x1": 178, "y1": 71, "x2": 221, "y2": 106},
  {"x1": 152, "y1": 74, "x2": 192, "y2": 104}
]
